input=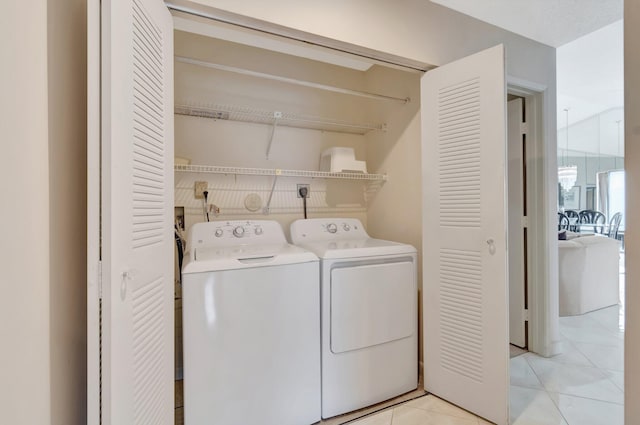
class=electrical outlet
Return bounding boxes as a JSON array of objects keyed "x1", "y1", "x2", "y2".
[
  {"x1": 194, "y1": 181, "x2": 208, "y2": 199},
  {"x1": 297, "y1": 184, "x2": 310, "y2": 198}
]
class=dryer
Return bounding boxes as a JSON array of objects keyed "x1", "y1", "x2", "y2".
[
  {"x1": 182, "y1": 220, "x2": 320, "y2": 425},
  {"x1": 290, "y1": 218, "x2": 418, "y2": 419}
]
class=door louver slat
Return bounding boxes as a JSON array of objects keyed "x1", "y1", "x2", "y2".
[{"x1": 132, "y1": 0, "x2": 165, "y2": 250}]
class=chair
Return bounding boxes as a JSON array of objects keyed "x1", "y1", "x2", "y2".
[
  {"x1": 607, "y1": 212, "x2": 623, "y2": 239},
  {"x1": 558, "y1": 212, "x2": 570, "y2": 230},
  {"x1": 578, "y1": 210, "x2": 607, "y2": 233},
  {"x1": 564, "y1": 209, "x2": 579, "y2": 231}
]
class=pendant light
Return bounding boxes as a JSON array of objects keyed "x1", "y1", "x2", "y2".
[{"x1": 558, "y1": 108, "x2": 577, "y2": 192}]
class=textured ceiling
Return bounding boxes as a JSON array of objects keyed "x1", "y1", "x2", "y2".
[{"x1": 430, "y1": 0, "x2": 622, "y2": 47}]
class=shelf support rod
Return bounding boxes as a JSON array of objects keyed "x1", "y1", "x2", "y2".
[
  {"x1": 262, "y1": 172, "x2": 280, "y2": 215},
  {"x1": 266, "y1": 112, "x2": 281, "y2": 159},
  {"x1": 175, "y1": 56, "x2": 410, "y2": 104}
]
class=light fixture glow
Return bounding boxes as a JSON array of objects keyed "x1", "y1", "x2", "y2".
[
  {"x1": 558, "y1": 108, "x2": 577, "y2": 192},
  {"x1": 558, "y1": 165, "x2": 578, "y2": 192}
]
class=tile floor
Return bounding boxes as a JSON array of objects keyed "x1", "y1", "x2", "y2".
[
  {"x1": 345, "y1": 394, "x2": 491, "y2": 425},
  {"x1": 508, "y1": 251, "x2": 625, "y2": 425}
]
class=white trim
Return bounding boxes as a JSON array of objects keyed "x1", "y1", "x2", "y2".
[
  {"x1": 507, "y1": 80, "x2": 558, "y2": 358},
  {"x1": 87, "y1": 0, "x2": 101, "y2": 424},
  {"x1": 165, "y1": 0, "x2": 431, "y2": 72}
]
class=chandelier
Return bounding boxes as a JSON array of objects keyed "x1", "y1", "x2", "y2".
[{"x1": 558, "y1": 108, "x2": 577, "y2": 191}]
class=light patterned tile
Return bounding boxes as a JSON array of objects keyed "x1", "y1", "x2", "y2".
[
  {"x1": 608, "y1": 370, "x2": 624, "y2": 392},
  {"x1": 526, "y1": 356, "x2": 623, "y2": 404},
  {"x1": 509, "y1": 386, "x2": 567, "y2": 425},
  {"x1": 511, "y1": 354, "x2": 543, "y2": 389},
  {"x1": 404, "y1": 395, "x2": 478, "y2": 421},
  {"x1": 550, "y1": 393, "x2": 623, "y2": 425},
  {"x1": 573, "y1": 341, "x2": 624, "y2": 371},
  {"x1": 391, "y1": 405, "x2": 477, "y2": 425},
  {"x1": 544, "y1": 341, "x2": 594, "y2": 368},
  {"x1": 350, "y1": 409, "x2": 393, "y2": 425}
]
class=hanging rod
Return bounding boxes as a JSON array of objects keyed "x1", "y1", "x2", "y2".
[
  {"x1": 175, "y1": 56, "x2": 410, "y2": 104},
  {"x1": 174, "y1": 103, "x2": 385, "y2": 134}
]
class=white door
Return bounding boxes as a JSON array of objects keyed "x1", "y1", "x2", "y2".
[
  {"x1": 508, "y1": 98, "x2": 527, "y2": 348},
  {"x1": 421, "y1": 45, "x2": 509, "y2": 425},
  {"x1": 88, "y1": 0, "x2": 174, "y2": 424}
]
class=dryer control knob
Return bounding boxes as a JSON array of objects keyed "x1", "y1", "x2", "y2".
[
  {"x1": 343, "y1": 223, "x2": 351, "y2": 231},
  {"x1": 233, "y1": 226, "x2": 245, "y2": 238},
  {"x1": 327, "y1": 223, "x2": 338, "y2": 234},
  {"x1": 255, "y1": 226, "x2": 263, "y2": 235},
  {"x1": 214, "y1": 228, "x2": 224, "y2": 237}
]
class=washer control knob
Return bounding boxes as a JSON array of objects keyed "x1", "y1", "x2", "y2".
[
  {"x1": 233, "y1": 226, "x2": 245, "y2": 238},
  {"x1": 255, "y1": 226, "x2": 263, "y2": 235},
  {"x1": 326, "y1": 223, "x2": 338, "y2": 234},
  {"x1": 343, "y1": 223, "x2": 351, "y2": 231},
  {"x1": 214, "y1": 228, "x2": 224, "y2": 238}
]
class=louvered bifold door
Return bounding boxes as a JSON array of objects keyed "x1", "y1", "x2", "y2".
[
  {"x1": 420, "y1": 45, "x2": 509, "y2": 425},
  {"x1": 101, "y1": 0, "x2": 174, "y2": 424}
]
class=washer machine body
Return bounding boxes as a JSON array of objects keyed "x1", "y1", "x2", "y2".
[
  {"x1": 290, "y1": 218, "x2": 418, "y2": 419},
  {"x1": 182, "y1": 220, "x2": 320, "y2": 425}
]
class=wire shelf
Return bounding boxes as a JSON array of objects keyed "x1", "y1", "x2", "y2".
[
  {"x1": 174, "y1": 103, "x2": 386, "y2": 135},
  {"x1": 174, "y1": 164, "x2": 388, "y2": 182}
]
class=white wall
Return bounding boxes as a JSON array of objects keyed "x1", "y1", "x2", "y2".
[
  {"x1": 0, "y1": 2, "x2": 51, "y2": 424},
  {"x1": 624, "y1": 2, "x2": 640, "y2": 422},
  {"x1": 48, "y1": 0, "x2": 88, "y2": 423},
  {"x1": 188, "y1": 0, "x2": 559, "y2": 355},
  {"x1": 173, "y1": 31, "x2": 376, "y2": 236},
  {"x1": 0, "y1": 1, "x2": 87, "y2": 424}
]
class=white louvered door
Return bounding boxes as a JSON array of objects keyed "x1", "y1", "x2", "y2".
[
  {"x1": 101, "y1": 0, "x2": 174, "y2": 424},
  {"x1": 421, "y1": 45, "x2": 509, "y2": 425}
]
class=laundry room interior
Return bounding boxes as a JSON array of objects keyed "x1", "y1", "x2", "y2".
[{"x1": 172, "y1": 18, "x2": 425, "y2": 423}]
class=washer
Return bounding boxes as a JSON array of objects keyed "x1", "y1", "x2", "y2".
[
  {"x1": 290, "y1": 218, "x2": 418, "y2": 419},
  {"x1": 182, "y1": 220, "x2": 320, "y2": 425}
]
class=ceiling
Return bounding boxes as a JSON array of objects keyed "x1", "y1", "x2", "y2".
[{"x1": 429, "y1": 0, "x2": 622, "y2": 48}]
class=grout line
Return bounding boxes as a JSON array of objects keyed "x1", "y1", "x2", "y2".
[
  {"x1": 336, "y1": 392, "x2": 429, "y2": 425},
  {"x1": 546, "y1": 390, "x2": 573, "y2": 424}
]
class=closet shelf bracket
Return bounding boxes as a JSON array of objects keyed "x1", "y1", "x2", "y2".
[
  {"x1": 266, "y1": 112, "x2": 282, "y2": 159},
  {"x1": 262, "y1": 171, "x2": 280, "y2": 215}
]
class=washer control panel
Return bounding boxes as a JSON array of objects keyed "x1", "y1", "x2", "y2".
[
  {"x1": 290, "y1": 218, "x2": 368, "y2": 243},
  {"x1": 188, "y1": 220, "x2": 286, "y2": 250}
]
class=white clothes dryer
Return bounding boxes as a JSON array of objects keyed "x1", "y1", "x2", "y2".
[
  {"x1": 290, "y1": 218, "x2": 418, "y2": 419},
  {"x1": 182, "y1": 220, "x2": 320, "y2": 425}
]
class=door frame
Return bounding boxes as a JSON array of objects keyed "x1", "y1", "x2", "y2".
[{"x1": 508, "y1": 77, "x2": 558, "y2": 357}]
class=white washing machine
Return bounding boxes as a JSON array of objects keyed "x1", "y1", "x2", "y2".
[
  {"x1": 181, "y1": 220, "x2": 320, "y2": 425},
  {"x1": 290, "y1": 218, "x2": 418, "y2": 419}
]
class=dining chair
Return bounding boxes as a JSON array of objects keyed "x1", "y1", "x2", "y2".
[
  {"x1": 578, "y1": 210, "x2": 606, "y2": 233},
  {"x1": 558, "y1": 212, "x2": 570, "y2": 231},
  {"x1": 564, "y1": 209, "x2": 579, "y2": 231},
  {"x1": 607, "y1": 212, "x2": 623, "y2": 239}
]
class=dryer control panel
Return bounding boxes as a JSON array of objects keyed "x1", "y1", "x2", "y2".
[
  {"x1": 290, "y1": 218, "x2": 368, "y2": 243},
  {"x1": 187, "y1": 220, "x2": 286, "y2": 250}
]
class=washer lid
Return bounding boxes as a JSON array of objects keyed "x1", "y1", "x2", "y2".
[
  {"x1": 295, "y1": 237, "x2": 416, "y2": 259},
  {"x1": 182, "y1": 243, "x2": 318, "y2": 274}
]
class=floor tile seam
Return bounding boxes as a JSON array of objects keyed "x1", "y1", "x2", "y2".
[
  {"x1": 521, "y1": 355, "x2": 622, "y2": 401},
  {"x1": 546, "y1": 388, "x2": 624, "y2": 406},
  {"x1": 510, "y1": 382, "x2": 545, "y2": 391},
  {"x1": 606, "y1": 377, "x2": 625, "y2": 394},
  {"x1": 608, "y1": 377, "x2": 624, "y2": 393},
  {"x1": 544, "y1": 389, "x2": 574, "y2": 425},
  {"x1": 568, "y1": 340, "x2": 616, "y2": 369},
  {"x1": 521, "y1": 355, "x2": 553, "y2": 395},
  {"x1": 528, "y1": 352, "x2": 614, "y2": 377}
]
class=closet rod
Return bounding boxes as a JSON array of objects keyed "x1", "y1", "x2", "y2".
[{"x1": 175, "y1": 56, "x2": 410, "y2": 104}]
